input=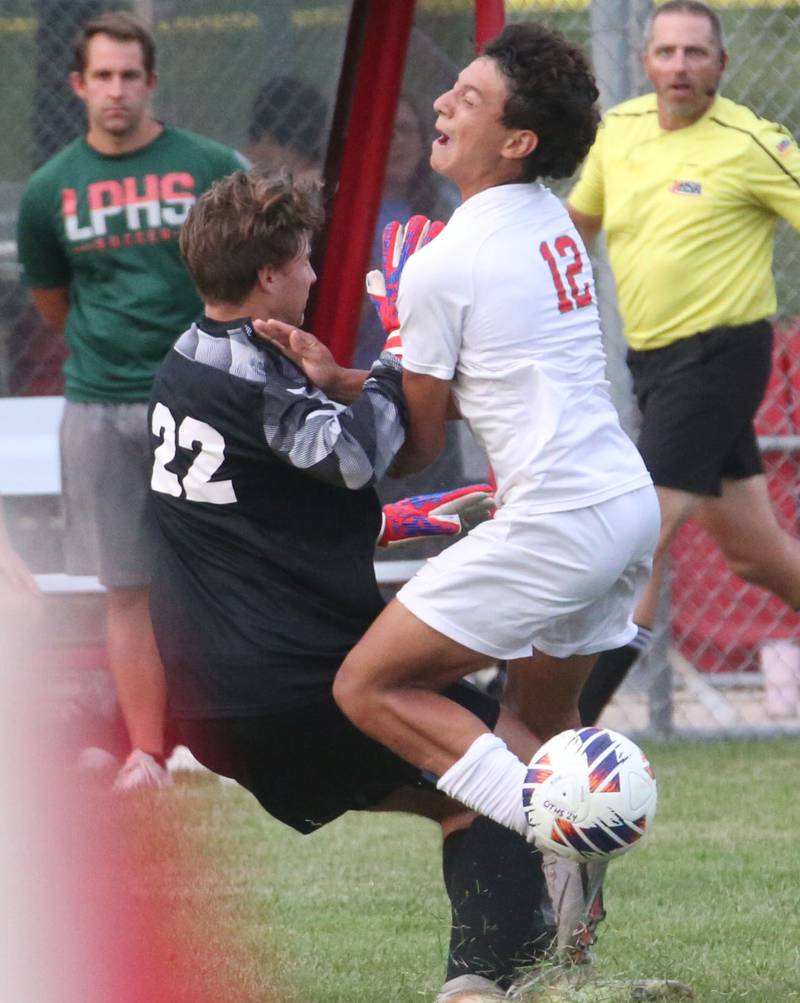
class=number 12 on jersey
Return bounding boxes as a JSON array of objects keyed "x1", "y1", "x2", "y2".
[{"x1": 540, "y1": 235, "x2": 593, "y2": 314}]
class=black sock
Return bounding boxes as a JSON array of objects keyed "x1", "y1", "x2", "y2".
[
  {"x1": 442, "y1": 816, "x2": 551, "y2": 990},
  {"x1": 579, "y1": 626, "x2": 652, "y2": 725}
]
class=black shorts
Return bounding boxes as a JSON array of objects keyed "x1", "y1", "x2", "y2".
[
  {"x1": 627, "y1": 320, "x2": 773, "y2": 497},
  {"x1": 176, "y1": 681, "x2": 499, "y2": 835}
]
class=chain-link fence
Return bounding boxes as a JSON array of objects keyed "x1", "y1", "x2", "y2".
[{"x1": 2, "y1": 0, "x2": 799, "y2": 737}]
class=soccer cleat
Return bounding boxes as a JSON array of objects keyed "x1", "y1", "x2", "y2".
[
  {"x1": 166, "y1": 744, "x2": 209, "y2": 773},
  {"x1": 436, "y1": 974, "x2": 508, "y2": 1001},
  {"x1": 541, "y1": 852, "x2": 608, "y2": 965},
  {"x1": 112, "y1": 749, "x2": 173, "y2": 792}
]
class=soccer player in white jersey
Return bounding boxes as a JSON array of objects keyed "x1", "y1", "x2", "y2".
[
  {"x1": 324, "y1": 23, "x2": 660, "y2": 843},
  {"x1": 260, "y1": 26, "x2": 660, "y2": 982}
]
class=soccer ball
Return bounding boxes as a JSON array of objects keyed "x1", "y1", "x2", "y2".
[{"x1": 522, "y1": 727, "x2": 657, "y2": 862}]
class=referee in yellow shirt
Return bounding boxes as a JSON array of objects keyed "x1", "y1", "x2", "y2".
[{"x1": 567, "y1": 0, "x2": 800, "y2": 722}]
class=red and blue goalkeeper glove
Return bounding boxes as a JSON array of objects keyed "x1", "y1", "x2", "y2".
[
  {"x1": 366, "y1": 215, "x2": 445, "y2": 353},
  {"x1": 377, "y1": 483, "x2": 495, "y2": 547}
]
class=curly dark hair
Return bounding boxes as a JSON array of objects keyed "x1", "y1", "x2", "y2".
[{"x1": 483, "y1": 23, "x2": 600, "y2": 182}]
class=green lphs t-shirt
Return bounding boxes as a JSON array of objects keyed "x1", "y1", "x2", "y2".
[{"x1": 17, "y1": 127, "x2": 244, "y2": 402}]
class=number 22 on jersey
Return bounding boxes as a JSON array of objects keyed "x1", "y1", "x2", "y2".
[
  {"x1": 151, "y1": 402, "x2": 237, "y2": 504},
  {"x1": 540, "y1": 235, "x2": 593, "y2": 314}
]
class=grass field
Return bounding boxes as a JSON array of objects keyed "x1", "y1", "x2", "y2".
[{"x1": 98, "y1": 736, "x2": 799, "y2": 1003}]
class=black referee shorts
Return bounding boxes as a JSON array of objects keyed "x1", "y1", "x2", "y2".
[
  {"x1": 627, "y1": 319, "x2": 773, "y2": 497},
  {"x1": 177, "y1": 681, "x2": 499, "y2": 835}
]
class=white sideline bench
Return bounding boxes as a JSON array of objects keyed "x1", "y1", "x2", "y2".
[
  {"x1": 0, "y1": 395, "x2": 64, "y2": 496},
  {"x1": 0, "y1": 395, "x2": 423, "y2": 594},
  {"x1": 32, "y1": 562, "x2": 424, "y2": 594}
]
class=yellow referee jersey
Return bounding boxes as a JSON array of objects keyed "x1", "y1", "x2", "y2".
[{"x1": 569, "y1": 93, "x2": 800, "y2": 351}]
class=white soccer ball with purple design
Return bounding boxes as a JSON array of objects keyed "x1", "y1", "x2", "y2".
[{"x1": 522, "y1": 727, "x2": 657, "y2": 862}]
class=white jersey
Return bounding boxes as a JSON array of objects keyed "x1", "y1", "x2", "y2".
[{"x1": 398, "y1": 183, "x2": 651, "y2": 514}]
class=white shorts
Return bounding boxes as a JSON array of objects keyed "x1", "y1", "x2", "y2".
[{"x1": 397, "y1": 485, "x2": 660, "y2": 661}]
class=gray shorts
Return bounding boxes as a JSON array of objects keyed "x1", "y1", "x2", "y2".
[{"x1": 60, "y1": 401, "x2": 157, "y2": 589}]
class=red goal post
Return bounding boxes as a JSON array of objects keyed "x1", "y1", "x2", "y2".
[{"x1": 311, "y1": 0, "x2": 505, "y2": 365}]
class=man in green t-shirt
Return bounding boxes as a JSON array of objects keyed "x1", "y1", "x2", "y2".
[{"x1": 16, "y1": 10, "x2": 244, "y2": 791}]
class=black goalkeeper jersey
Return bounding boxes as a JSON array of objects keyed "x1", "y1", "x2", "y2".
[{"x1": 148, "y1": 317, "x2": 406, "y2": 718}]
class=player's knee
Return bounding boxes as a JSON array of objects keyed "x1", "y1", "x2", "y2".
[
  {"x1": 724, "y1": 551, "x2": 759, "y2": 584},
  {"x1": 720, "y1": 538, "x2": 780, "y2": 586},
  {"x1": 332, "y1": 657, "x2": 370, "y2": 724},
  {"x1": 729, "y1": 557, "x2": 799, "y2": 605}
]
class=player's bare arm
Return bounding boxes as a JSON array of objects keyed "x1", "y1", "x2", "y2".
[
  {"x1": 30, "y1": 287, "x2": 70, "y2": 333},
  {"x1": 253, "y1": 317, "x2": 369, "y2": 403},
  {"x1": 565, "y1": 203, "x2": 602, "y2": 250},
  {"x1": 390, "y1": 369, "x2": 450, "y2": 475}
]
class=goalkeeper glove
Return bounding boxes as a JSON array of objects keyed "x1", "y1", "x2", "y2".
[
  {"x1": 366, "y1": 215, "x2": 445, "y2": 344},
  {"x1": 377, "y1": 484, "x2": 495, "y2": 548}
]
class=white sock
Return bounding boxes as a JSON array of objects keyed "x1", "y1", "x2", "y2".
[{"x1": 436, "y1": 733, "x2": 529, "y2": 836}]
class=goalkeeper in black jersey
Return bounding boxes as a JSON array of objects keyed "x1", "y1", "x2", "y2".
[{"x1": 149, "y1": 170, "x2": 553, "y2": 1000}]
